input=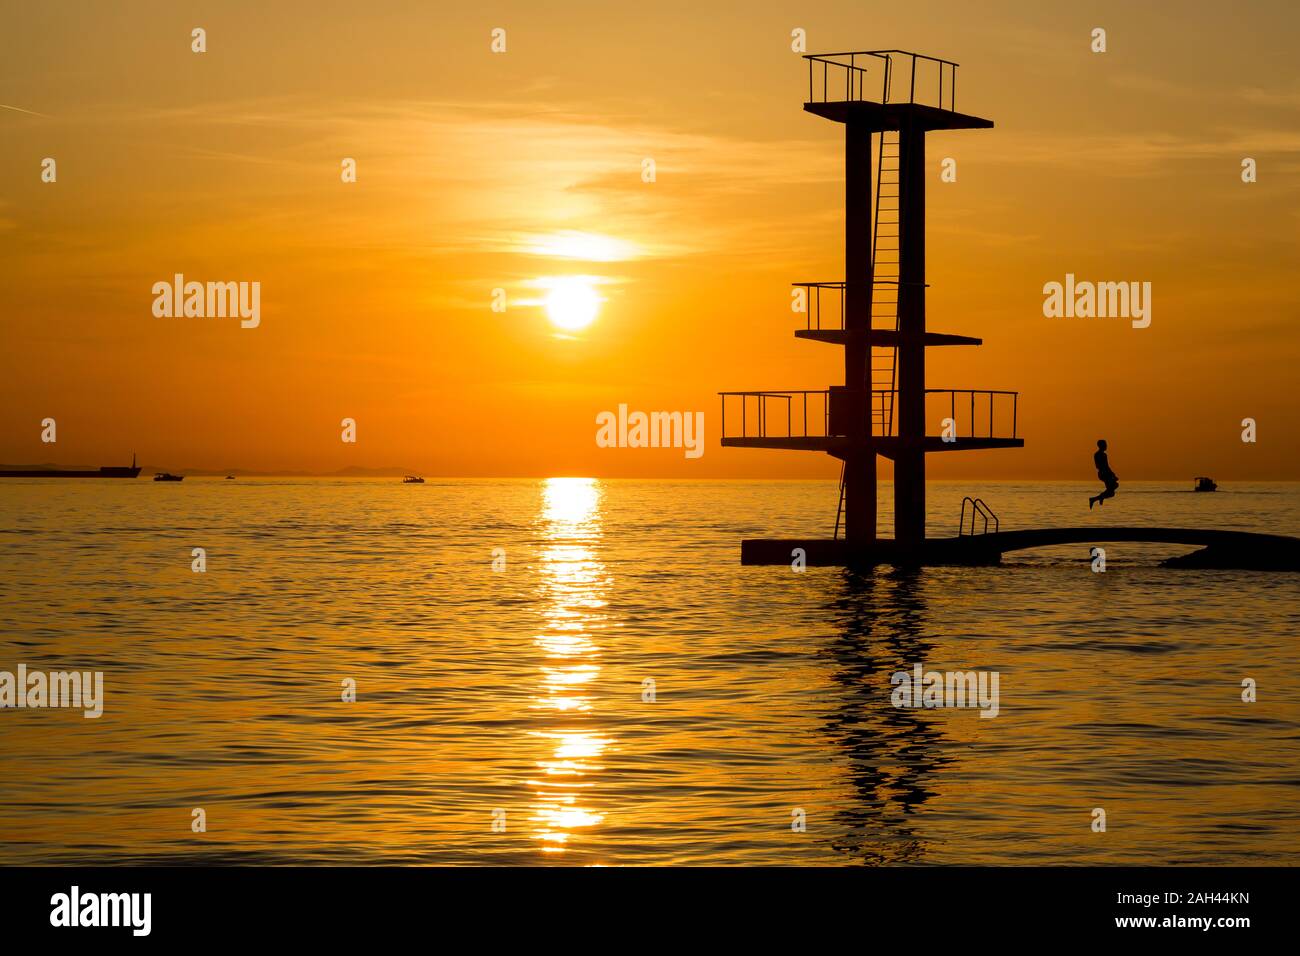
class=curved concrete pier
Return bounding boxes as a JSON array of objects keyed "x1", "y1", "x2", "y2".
[{"x1": 741, "y1": 528, "x2": 1300, "y2": 570}]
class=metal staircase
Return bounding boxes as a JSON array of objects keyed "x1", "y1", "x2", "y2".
[
  {"x1": 870, "y1": 130, "x2": 902, "y2": 437},
  {"x1": 834, "y1": 461, "x2": 846, "y2": 538}
]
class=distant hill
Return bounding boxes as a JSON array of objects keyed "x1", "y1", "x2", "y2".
[
  {"x1": 147, "y1": 466, "x2": 418, "y2": 477},
  {"x1": 0, "y1": 463, "x2": 419, "y2": 478}
]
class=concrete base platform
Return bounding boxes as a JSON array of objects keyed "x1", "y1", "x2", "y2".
[
  {"x1": 742, "y1": 528, "x2": 1300, "y2": 570},
  {"x1": 741, "y1": 538, "x2": 998, "y2": 567}
]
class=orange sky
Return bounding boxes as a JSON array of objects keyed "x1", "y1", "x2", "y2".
[{"x1": 1, "y1": 0, "x2": 1297, "y2": 478}]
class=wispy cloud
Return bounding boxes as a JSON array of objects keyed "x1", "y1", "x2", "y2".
[
  {"x1": 0, "y1": 103, "x2": 47, "y2": 117},
  {"x1": 54, "y1": 96, "x2": 843, "y2": 263}
]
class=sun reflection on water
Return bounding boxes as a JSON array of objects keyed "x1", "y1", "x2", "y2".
[{"x1": 528, "y1": 478, "x2": 610, "y2": 856}]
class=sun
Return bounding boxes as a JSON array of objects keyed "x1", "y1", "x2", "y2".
[{"x1": 544, "y1": 277, "x2": 601, "y2": 331}]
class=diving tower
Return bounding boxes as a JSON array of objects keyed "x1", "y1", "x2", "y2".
[{"x1": 720, "y1": 50, "x2": 1300, "y2": 570}]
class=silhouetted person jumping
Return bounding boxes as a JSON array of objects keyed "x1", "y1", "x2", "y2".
[{"x1": 1089, "y1": 439, "x2": 1119, "y2": 509}]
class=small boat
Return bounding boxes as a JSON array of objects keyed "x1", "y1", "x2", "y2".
[
  {"x1": 153, "y1": 472, "x2": 184, "y2": 482},
  {"x1": 1194, "y1": 476, "x2": 1217, "y2": 493},
  {"x1": 402, "y1": 475, "x2": 425, "y2": 484},
  {"x1": 225, "y1": 475, "x2": 235, "y2": 480}
]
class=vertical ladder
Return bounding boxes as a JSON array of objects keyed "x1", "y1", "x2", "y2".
[
  {"x1": 870, "y1": 130, "x2": 902, "y2": 437},
  {"x1": 833, "y1": 461, "x2": 846, "y2": 539}
]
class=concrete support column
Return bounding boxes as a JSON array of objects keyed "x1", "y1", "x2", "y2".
[
  {"x1": 842, "y1": 119, "x2": 876, "y2": 546},
  {"x1": 843, "y1": 452, "x2": 876, "y2": 543}
]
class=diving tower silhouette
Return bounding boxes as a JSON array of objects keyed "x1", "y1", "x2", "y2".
[{"x1": 719, "y1": 50, "x2": 1299, "y2": 571}]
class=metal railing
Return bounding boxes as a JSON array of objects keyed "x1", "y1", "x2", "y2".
[
  {"x1": 721, "y1": 388, "x2": 1019, "y2": 441},
  {"x1": 928, "y1": 389, "x2": 1019, "y2": 439},
  {"x1": 720, "y1": 389, "x2": 908, "y2": 440},
  {"x1": 719, "y1": 390, "x2": 831, "y2": 440},
  {"x1": 959, "y1": 497, "x2": 999, "y2": 536},
  {"x1": 805, "y1": 50, "x2": 959, "y2": 111},
  {"x1": 792, "y1": 279, "x2": 920, "y2": 332},
  {"x1": 793, "y1": 282, "x2": 845, "y2": 331}
]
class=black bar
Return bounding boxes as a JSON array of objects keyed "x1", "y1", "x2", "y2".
[{"x1": 0, "y1": 865, "x2": 1273, "y2": 943}]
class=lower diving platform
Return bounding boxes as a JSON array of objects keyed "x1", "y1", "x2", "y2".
[
  {"x1": 741, "y1": 528, "x2": 1300, "y2": 571},
  {"x1": 721, "y1": 436, "x2": 1023, "y2": 456},
  {"x1": 718, "y1": 388, "x2": 1022, "y2": 455}
]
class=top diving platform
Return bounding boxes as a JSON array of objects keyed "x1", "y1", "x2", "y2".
[{"x1": 803, "y1": 51, "x2": 993, "y2": 130}]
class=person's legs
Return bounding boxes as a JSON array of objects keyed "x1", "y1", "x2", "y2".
[{"x1": 1090, "y1": 474, "x2": 1115, "y2": 508}]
